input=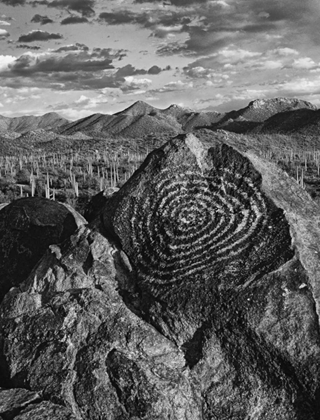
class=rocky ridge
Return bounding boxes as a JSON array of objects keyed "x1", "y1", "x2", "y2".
[
  {"x1": 0, "y1": 112, "x2": 69, "y2": 134},
  {"x1": 1, "y1": 132, "x2": 320, "y2": 419},
  {"x1": 0, "y1": 98, "x2": 319, "y2": 152},
  {"x1": 57, "y1": 97, "x2": 320, "y2": 138}
]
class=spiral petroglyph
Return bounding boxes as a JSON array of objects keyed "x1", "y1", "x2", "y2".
[
  {"x1": 108, "y1": 134, "x2": 293, "y2": 293},
  {"x1": 128, "y1": 166, "x2": 267, "y2": 284}
]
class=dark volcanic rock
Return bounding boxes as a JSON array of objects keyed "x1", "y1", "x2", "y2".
[
  {"x1": 0, "y1": 388, "x2": 41, "y2": 418},
  {"x1": 1, "y1": 133, "x2": 320, "y2": 419},
  {"x1": 0, "y1": 388, "x2": 75, "y2": 420},
  {"x1": 83, "y1": 187, "x2": 119, "y2": 223},
  {"x1": 0, "y1": 197, "x2": 85, "y2": 303}
]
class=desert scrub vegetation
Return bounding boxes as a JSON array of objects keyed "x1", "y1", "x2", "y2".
[
  {"x1": 213, "y1": 131, "x2": 320, "y2": 204},
  {"x1": 257, "y1": 141, "x2": 320, "y2": 203},
  {"x1": 0, "y1": 148, "x2": 146, "y2": 213},
  {"x1": 1, "y1": 130, "x2": 320, "y2": 213}
]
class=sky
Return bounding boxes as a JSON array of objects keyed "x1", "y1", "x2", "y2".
[{"x1": 0, "y1": 0, "x2": 320, "y2": 120}]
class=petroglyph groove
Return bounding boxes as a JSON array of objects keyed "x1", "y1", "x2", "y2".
[{"x1": 130, "y1": 166, "x2": 268, "y2": 284}]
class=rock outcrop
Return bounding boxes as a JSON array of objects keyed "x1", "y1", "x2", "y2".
[
  {"x1": 1, "y1": 133, "x2": 320, "y2": 419},
  {"x1": 0, "y1": 197, "x2": 86, "y2": 303}
]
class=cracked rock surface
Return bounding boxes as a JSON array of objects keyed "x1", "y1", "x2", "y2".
[{"x1": 1, "y1": 133, "x2": 320, "y2": 419}]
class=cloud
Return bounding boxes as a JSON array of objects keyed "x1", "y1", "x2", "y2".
[
  {"x1": 31, "y1": 14, "x2": 54, "y2": 25},
  {"x1": 186, "y1": 47, "x2": 262, "y2": 70},
  {"x1": 0, "y1": 0, "x2": 26, "y2": 5},
  {"x1": 158, "y1": 80, "x2": 193, "y2": 92},
  {"x1": 60, "y1": 15, "x2": 89, "y2": 25},
  {"x1": 75, "y1": 94, "x2": 89, "y2": 104},
  {"x1": 217, "y1": 47, "x2": 261, "y2": 62},
  {"x1": 273, "y1": 47, "x2": 299, "y2": 56},
  {"x1": 104, "y1": 0, "x2": 320, "y2": 58},
  {"x1": 98, "y1": 10, "x2": 138, "y2": 25},
  {"x1": 184, "y1": 65, "x2": 210, "y2": 78},
  {"x1": 0, "y1": 14, "x2": 14, "y2": 20},
  {"x1": 98, "y1": 8, "x2": 193, "y2": 40},
  {"x1": 134, "y1": 0, "x2": 208, "y2": 6},
  {"x1": 0, "y1": 29, "x2": 9, "y2": 38},
  {"x1": 16, "y1": 44, "x2": 41, "y2": 50},
  {"x1": 54, "y1": 43, "x2": 89, "y2": 52},
  {"x1": 157, "y1": 41, "x2": 187, "y2": 56},
  {"x1": 148, "y1": 65, "x2": 162, "y2": 75},
  {"x1": 114, "y1": 64, "x2": 147, "y2": 77},
  {"x1": 0, "y1": 48, "x2": 129, "y2": 91},
  {"x1": 72, "y1": 93, "x2": 109, "y2": 108},
  {"x1": 183, "y1": 65, "x2": 229, "y2": 83},
  {"x1": 18, "y1": 30, "x2": 63, "y2": 42},
  {"x1": 291, "y1": 57, "x2": 318, "y2": 69},
  {"x1": 152, "y1": 24, "x2": 184, "y2": 38},
  {"x1": 5, "y1": 50, "x2": 117, "y2": 75},
  {"x1": 0, "y1": 55, "x2": 16, "y2": 71},
  {"x1": 30, "y1": 0, "x2": 96, "y2": 17},
  {"x1": 0, "y1": 20, "x2": 11, "y2": 26},
  {"x1": 122, "y1": 76, "x2": 152, "y2": 91}
]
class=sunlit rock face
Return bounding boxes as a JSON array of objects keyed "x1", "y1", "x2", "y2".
[{"x1": 1, "y1": 133, "x2": 320, "y2": 420}]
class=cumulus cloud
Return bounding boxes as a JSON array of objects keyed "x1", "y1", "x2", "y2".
[
  {"x1": 217, "y1": 48, "x2": 261, "y2": 62},
  {"x1": 0, "y1": 55, "x2": 16, "y2": 72},
  {"x1": 273, "y1": 47, "x2": 299, "y2": 56},
  {"x1": 96, "y1": 0, "x2": 320, "y2": 58},
  {"x1": 0, "y1": 48, "x2": 152, "y2": 92},
  {"x1": 18, "y1": 30, "x2": 63, "y2": 42},
  {"x1": 75, "y1": 94, "x2": 89, "y2": 104},
  {"x1": 122, "y1": 76, "x2": 152, "y2": 91},
  {"x1": 31, "y1": 14, "x2": 54, "y2": 25},
  {"x1": 30, "y1": 0, "x2": 96, "y2": 17},
  {"x1": 0, "y1": 20, "x2": 11, "y2": 25},
  {"x1": 291, "y1": 57, "x2": 317, "y2": 69},
  {"x1": 4, "y1": 50, "x2": 118, "y2": 75},
  {"x1": 183, "y1": 65, "x2": 229, "y2": 83},
  {"x1": 72, "y1": 93, "x2": 109, "y2": 108},
  {"x1": 0, "y1": 29, "x2": 9, "y2": 38},
  {"x1": 60, "y1": 15, "x2": 89, "y2": 25}
]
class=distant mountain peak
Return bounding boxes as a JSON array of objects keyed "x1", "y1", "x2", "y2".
[
  {"x1": 117, "y1": 100, "x2": 158, "y2": 116},
  {"x1": 248, "y1": 97, "x2": 317, "y2": 110}
]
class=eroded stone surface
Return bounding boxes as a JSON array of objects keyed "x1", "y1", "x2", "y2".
[
  {"x1": 0, "y1": 197, "x2": 85, "y2": 303},
  {"x1": 1, "y1": 133, "x2": 320, "y2": 419},
  {"x1": 0, "y1": 388, "x2": 41, "y2": 418}
]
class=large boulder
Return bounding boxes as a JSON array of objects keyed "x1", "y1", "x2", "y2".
[
  {"x1": 0, "y1": 197, "x2": 86, "y2": 302},
  {"x1": 0, "y1": 133, "x2": 320, "y2": 419}
]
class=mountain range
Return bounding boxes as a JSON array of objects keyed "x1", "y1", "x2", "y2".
[{"x1": 0, "y1": 98, "x2": 319, "y2": 150}]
